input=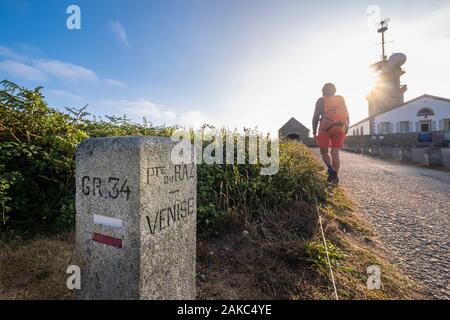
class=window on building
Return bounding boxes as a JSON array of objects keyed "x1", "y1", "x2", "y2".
[
  {"x1": 417, "y1": 108, "x2": 435, "y2": 117},
  {"x1": 352, "y1": 129, "x2": 355, "y2": 136},
  {"x1": 444, "y1": 119, "x2": 450, "y2": 131},
  {"x1": 356, "y1": 128, "x2": 359, "y2": 136},
  {"x1": 360, "y1": 126, "x2": 364, "y2": 135},
  {"x1": 399, "y1": 121, "x2": 410, "y2": 133},
  {"x1": 380, "y1": 122, "x2": 391, "y2": 134}
]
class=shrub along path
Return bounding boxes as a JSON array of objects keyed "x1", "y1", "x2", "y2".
[{"x1": 312, "y1": 149, "x2": 450, "y2": 299}]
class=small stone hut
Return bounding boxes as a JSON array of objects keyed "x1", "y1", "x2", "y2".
[{"x1": 279, "y1": 117, "x2": 312, "y2": 145}]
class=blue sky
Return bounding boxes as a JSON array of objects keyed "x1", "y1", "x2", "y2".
[{"x1": 1, "y1": 0, "x2": 449, "y2": 134}]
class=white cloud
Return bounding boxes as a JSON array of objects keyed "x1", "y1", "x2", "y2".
[
  {"x1": 33, "y1": 59, "x2": 98, "y2": 82},
  {"x1": 0, "y1": 60, "x2": 47, "y2": 81},
  {"x1": 16, "y1": 43, "x2": 46, "y2": 58},
  {"x1": 0, "y1": 46, "x2": 131, "y2": 87},
  {"x1": 46, "y1": 89, "x2": 84, "y2": 101},
  {"x1": 102, "y1": 99, "x2": 176, "y2": 123},
  {"x1": 111, "y1": 21, "x2": 128, "y2": 46},
  {"x1": 105, "y1": 78, "x2": 126, "y2": 88},
  {"x1": 177, "y1": 110, "x2": 212, "y2": 128},
  {"x1": 100, "y1": 99, "x2": 211, "y2": 128},
  {"x1": 0, "y1": 46, "x2": 28, "y2": 62}
]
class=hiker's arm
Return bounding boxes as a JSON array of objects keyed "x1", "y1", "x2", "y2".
[
  {"x1": 346, "y1": 114, "x2": 350, "y2": 134},
  {"x1": 312, "y1": 98, "x2": 323, "y2": 136},
  {"x1": 344, "y1": 118, "x2": 349, "y2": 135},
  {"x1": 343, "y1": 97, "x2": 350, "y2": 134}
]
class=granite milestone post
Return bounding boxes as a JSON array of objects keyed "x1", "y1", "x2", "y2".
[{"x1": 75, "y1": 136, "x2": 196, "y2": 299}]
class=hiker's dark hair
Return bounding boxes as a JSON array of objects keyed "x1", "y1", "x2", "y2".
[{"x1": 322, "y1": 83, "x2": 336, "y2": 97}]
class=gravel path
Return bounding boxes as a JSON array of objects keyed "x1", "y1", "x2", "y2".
[{"x1": 313, "y1": 149, "x2": 449, "y2": 299}]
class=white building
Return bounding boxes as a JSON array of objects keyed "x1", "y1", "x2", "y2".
[
  {"x1": 349, "y1": 94, "x2": 450, "y2": 136},
  {"x1": 348, "y1": 50, "x2": 450, "y2": 137}
]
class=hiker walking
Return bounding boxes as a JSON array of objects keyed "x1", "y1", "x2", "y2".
[{"x1": 312, "y1": 83, "x2": 350, "y2": 185}]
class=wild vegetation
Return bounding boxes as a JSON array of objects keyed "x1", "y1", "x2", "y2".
[
  {"x1": 197, "y1": 188, "x2": 424, "y2": 299},
  {"x1": 0, "y1": 80, "x2": 425, "y2": 299},
  {"x1": 0, "y1": 80, "x2": 326, "y2": 234}
]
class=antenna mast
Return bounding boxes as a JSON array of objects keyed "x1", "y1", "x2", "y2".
[{"x1": 377, "y1": 18, "x2": 390, "y2": 61}]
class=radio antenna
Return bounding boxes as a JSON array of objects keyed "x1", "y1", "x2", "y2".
[{"x1": 377, "y1": 18, "x2": 390, "y2": 61}]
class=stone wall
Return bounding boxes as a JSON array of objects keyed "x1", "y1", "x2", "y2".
[
  {"x1": 343, "y1": 132, "x2": 450, "y2": 169},
  {"x1": 345, "y1": 131, "x2": 449, "y2": 151}
]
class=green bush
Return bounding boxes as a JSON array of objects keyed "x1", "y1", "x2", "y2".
[
  {"x1": 196, "y1": 138, "x2": 327, "y2": 232},
  {"x1": 0, "y1": 80, "x2": 327, "y2": 233},
  {"x1": 0, "y1": 81, "x2": 173, "y2": 231},
  {"x1": 0, "y1": 81, "x2": 87, "y2": 230}
]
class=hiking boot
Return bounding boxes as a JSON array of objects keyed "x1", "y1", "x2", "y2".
[
  {"x1": 332, "y1": 175, "x2": 340, "y2": 185},
  {"x1": 327, "y1": 166, "x2": 337, "y2": 183},
  {"x1": 327, "y1": 174, "x2": 334, "y2": 183},
  {"x1": 326, "y1": 165, "x2": 340, "y2": 185}
]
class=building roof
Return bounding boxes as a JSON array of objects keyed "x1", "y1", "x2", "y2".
[
  {"x1": 349, "y1": 117, "x2": 370, "y2": 128},
  {"x1": 349, "y1": 94, "x2": 450, "y2": 128},
  {"x1": 404, "y1": 94, "x2": 450, "y2": 104},
  {"x1": 279, "y1": 117, "x2": 310, "y2": 133}
]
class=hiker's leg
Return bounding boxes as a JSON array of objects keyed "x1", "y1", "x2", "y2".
[
  {"x1": 321, "y1": 147, "x2": 336, "y2": 184},
  {"x1": 331, "y1": 148, "x2": 340, "y2": 173},
  {"x1": 317, "y1": 131, "x2": 332, "y2": 167},
  {"x1": 330, "y1": 130, "x2": 346, "y2": 174},
  {"x1": 320, "y1": 147, "x2": 331, "y2": 167}
]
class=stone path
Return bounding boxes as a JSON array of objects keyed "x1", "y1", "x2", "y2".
[{"x1": 313, "y1": 149, "x2": 449, "y2": 299}]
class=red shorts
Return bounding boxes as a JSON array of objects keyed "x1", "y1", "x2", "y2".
[{"x1": 316, "y1": 128, "x2": 346, "y2": 148}]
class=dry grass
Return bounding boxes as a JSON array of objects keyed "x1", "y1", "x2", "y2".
[
  {"x1": 0, "y1": 233, "x2": 75, "y2": 300},
  {"x1": 0, "y1": 189, "x2": 427, "y2": 300},
  {"x1": 197, "y1": 188, "x2": 427, "y2": 300}
]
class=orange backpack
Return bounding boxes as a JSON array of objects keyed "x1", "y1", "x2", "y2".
[{"x1": 320, "y1": 95, "x2": 349, "y2": 132}]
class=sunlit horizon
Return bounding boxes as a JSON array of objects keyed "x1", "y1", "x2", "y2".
[{"x1": 210, "y1": 3, "x2": 450, "y2": 135}]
